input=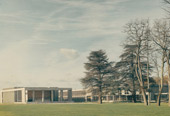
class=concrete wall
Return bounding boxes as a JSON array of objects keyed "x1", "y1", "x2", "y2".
[
  {"x1": 1, "y1": 87, "x2": 72, "y2": 103},
  {"x1": 2, "y1": 91, "x2": 15, "y2": 103},
  {"x1": 0, "y1": 91, "x2": 2, "y2": 103}
]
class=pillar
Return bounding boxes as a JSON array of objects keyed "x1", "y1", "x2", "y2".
[
  {"x1": 51, "y1": 90, "x2": 54, "y2": 102},
  {"x1": 91, "y1": 96, "x2": 93, "y2": 102},
  {"x1": 113, "y1": 95, "x2": 115, "y2": 102},
  {"x1": 107, "y1": 95, "x2": 109, "y2": 102},
  {"x1": 60, "y1": 90, "x2": 63, "y2": 102},
  {"x1": 68, "y1": 89, "x2": 72, "y2": 102},
  {"x1": 85, "y1": 96, "x2": 87, "y2": 102},
  {"x1": 21, "y1": 89, "x2": 26, "y2": 103},
  {"x1": 25, "y1": 90, "x2": 28, "y2": 103},
  {"x1": 42, "y1": 91, "x2": 44, "y2": 102},
  {"x1": 32, "y1": 91, "x2": 35, "y2": 102},
  {"x1": 54, "y1": 90, "x2": 58, "y2": 101}
]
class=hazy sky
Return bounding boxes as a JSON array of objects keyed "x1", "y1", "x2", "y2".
[{"x1": 0, "y1": 0, "x2": 165, "y2": 89}]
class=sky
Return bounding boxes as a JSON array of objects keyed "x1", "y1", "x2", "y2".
[{"x1": 0, "y1": 0, "x2": 165, "y2": 90}]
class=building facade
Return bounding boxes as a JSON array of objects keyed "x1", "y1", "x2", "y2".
[
  {"x1": 0, "y1": 87, "x2": 72, "y2": 104},
  {"x1": 1, "y1": 85, "x2": 169, "y2": 103},
  {"x1": 71, "y1": 85, "x2": 169, "y2": 103}
]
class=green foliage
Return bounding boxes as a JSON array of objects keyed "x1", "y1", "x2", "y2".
[{"x1": 80, "y1": 50, "x2": 115, "y2": 103}]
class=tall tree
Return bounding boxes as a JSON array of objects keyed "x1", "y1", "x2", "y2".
[
  {"x1": 163, "y1": 0, "x2": 170, "y2": 16},
  {"x1": 163, "y1": 0, "x2": 170, "y2": 107},
  {"x1": 80, "y1": 50, "x2": 114, "y2": 104},
  {"x1": 167, "y1": 50, "x2": 170, "y2": 106},
  {"x1": 116, "y1": 44, "x2": 154, "y2": 103},
  {"x1": 124, "y1": 19, "x2": 150, "y2": 106},
  {"x1": 115, "y1": 45, "x2": 139, "y2": 103},
  {"x1": 152, "y1": 20, "x2": 170, "y2": 106},
  {"x1": 143, "y1": 25, "x2": 152, "y2": 105}
]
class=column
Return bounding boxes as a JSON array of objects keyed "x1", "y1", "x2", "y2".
[
  {"x1": 42, "y1": 91, "x2": 44, "y2": 102},
  {"x1": 107, "y1": 95, "x2": 109, "y2": 102},
  {"x1": 85, "y1": 96, "x2": 87, "y2": 102},
  {"x1": 51, "y1": 90, "x2": 54, "y2": 102},
  {"x1": 68, "y1": 89, "x2": 72, "y2": 102},
  {"x1": 54, "y1": 90, "x2": 58, "y2": 101},
  {"x1": 22, "y1": 89, "x2": 26, "y2": 103},
  {"x1": 32, "y1": 91, "x2": 35, "y2": 102},
  {"x1": 56, "y1": 90, "x2": 59, "y2": 101},
  {"x1": 150, "y1": 92, "x2": 153, "y2": 101},
  {"x1": 119, "y1": 93, "x2": 121, "y2": 101},
  {"x1": 91, "y1": 96, "x2": 93, "y2": 102},
  {"x1": 60, "y1": 90, "x2": 63, "y2": 102},
  {"x1": 25, "y1": 90, "x2": 28, "y2": 103}
]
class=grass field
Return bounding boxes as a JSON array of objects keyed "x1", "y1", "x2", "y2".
[{"x1": 0, "y1": 103, "x2": 170, "y2": 116}]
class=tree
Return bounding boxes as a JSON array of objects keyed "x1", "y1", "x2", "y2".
[
  {"x1": 80, "y1": 50, "x2": 114, "y2": 104},
  {"x1": 160, "y1": 0, "x2": 170, "y2": 106},
  {"x1": 163, "y1": 0, "x2": 170, "y2": 16},
  {"x1": 143, "y1": 25, "x2": 152, "y2": 105},
  {"x1": 115, "y1": 45, "x2": 139, "y2": 103},
  {"x1": 167, "y1": 50, "x2": 170, "y2": 106},
  {"x1": 163, "y1": 0, "x2": 170, "y2": 106},
  {"x1": 124, "y1": 19, "x2": 151, "y2": 106},
  {"x1": 116, "y1": 44, "x2": 154, "y2": 103},
  {"x1": 152, "y1": 19, "x2": 170, "y2": 106},
  {"x1": 164, "y1": 0, "x2": 170, "y2": 4}
]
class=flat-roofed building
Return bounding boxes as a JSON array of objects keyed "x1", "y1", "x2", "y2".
[
  {"x1": 72, "y1": 89, "x2": 86, "y2": 102},
  {"x1": 0, "y1": 87, "x2": 72, "y2": 104}
]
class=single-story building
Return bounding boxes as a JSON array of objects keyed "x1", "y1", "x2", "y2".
[
  {"x1": 71, "y1": 85, "x2": 169, "y2": 103},
  {"x1": 0, "y1": 87, "x2": 72, "y2": 104}
]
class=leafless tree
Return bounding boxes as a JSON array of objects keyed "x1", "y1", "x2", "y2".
[
  {"x1": 124, "y1": 19, "x2": 150, "y2": 106},
  {"x1": 167, "y1": 50, "x2": 170, "y2": 106},
  {"x1": 163, "y1": 0, "x2": 170, "y2": 17},
  {"x1": 152, "y1": 19, "x2": 170, "y2": 106}
]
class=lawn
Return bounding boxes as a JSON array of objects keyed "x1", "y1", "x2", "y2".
[{"x1": 0, "y1": 103, "x2": 170, "y2": 116}]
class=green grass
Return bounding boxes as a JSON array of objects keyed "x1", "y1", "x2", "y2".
[{"x1": 0, "y1": 103, "x2": 170, "y2": 116}]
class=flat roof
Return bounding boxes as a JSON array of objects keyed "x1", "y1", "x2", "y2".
[
  {"x1": 3, "y1": 87, "x2": 23, "y2": 90},
  {"x1": 2, "y1": 87, "x2": 72, "y2": 91}
]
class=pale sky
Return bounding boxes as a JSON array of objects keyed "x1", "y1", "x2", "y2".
[{"x1": 0, "y1": 0, "x2": 165, "y2": 90}]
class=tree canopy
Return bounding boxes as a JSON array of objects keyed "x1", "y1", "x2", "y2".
[{"x1": 81, "y1": 50, "x2": 115, "y2": 104}]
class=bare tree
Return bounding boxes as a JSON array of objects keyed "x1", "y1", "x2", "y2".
[
  {"x1": 167, "y1": 50, "x2": 170, "y2": 106},
  {"x1": 152, "y1": 19, "x2": 170, "y2": 106},
  {"x1": 164, "y1": 0, "x2": 170, "y2": 4},
  {"x1": 143, "y1": 23, "x2": 153, "y2": 105},
  {"x1": 163, "y1": 0, "x2": 170, "y2": 17},
  {"x1": 124, "y1": 19, "x2": 150, "y2": 106}
]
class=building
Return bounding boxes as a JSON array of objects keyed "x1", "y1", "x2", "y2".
[
  {"x1": 0, "y1": 87, "x2": 72, "y2": 104},
  {"x1": 71, "y1": 85, "x2": 169, "y2": 103},
  {"x1": 1, "y1": 85, "x2": 169, "y2": 103},
  {"x1": 71, "y1": 89, "x2": 115, "y2": 102}
]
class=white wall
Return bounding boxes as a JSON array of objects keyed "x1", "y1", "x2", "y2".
[{"x1": 0, "y1": 91, "x2": 2, "y2": 103}]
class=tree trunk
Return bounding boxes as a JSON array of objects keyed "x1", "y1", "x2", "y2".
[
  {"x1": 135, "y1": 55, "x2": 148, "y2": 105},
  {"x1": 167, "y1": 50, "x2": 170, "y2": 106},
  {"x1": 138, "y1": 54, "x2": 148, "y2": 106},
  {"x1": 148, "y1": 92, "x2": 150, "y2": 105},
  {"x1": 141, "y1": 87, "x2": 148, "y2": 106},
  {"x1": 157, "y1": 51, "x2": 165, "y2": 106},
  {"x1": 157, "y1": 87, "x2": 162, "y2": 106},
  {"x1": 98, "y1": 95, "x2": 102, "y2": 104},
  {"x1": 132, "y1": 79, "x2": 136, "y2": 103},
  {"x1": 168, "y1": 80, "x2": 170, "y2": 106},
  {"x1": 147, "y1": 47, "x2": 150, "y2": 105},
  {"x1": 132, "y1": 92, "x2": 136, "y2": 103}
]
